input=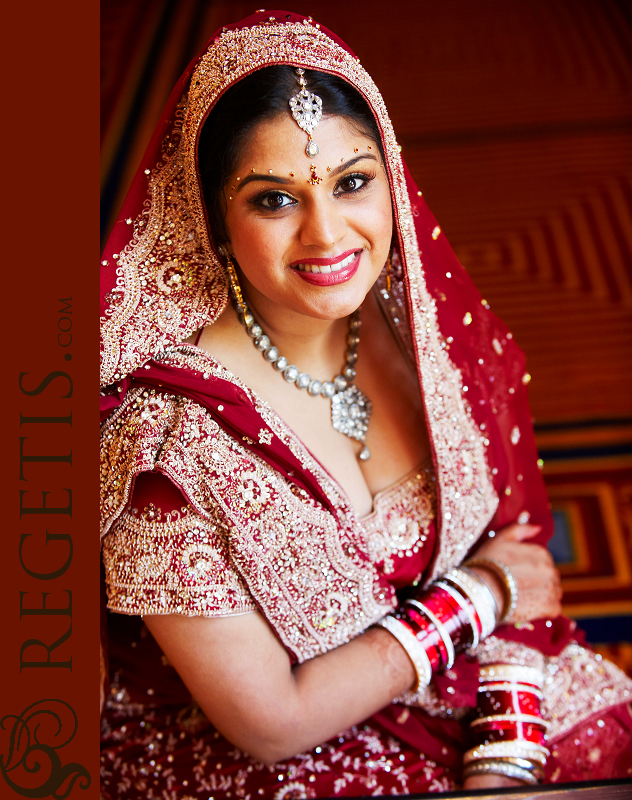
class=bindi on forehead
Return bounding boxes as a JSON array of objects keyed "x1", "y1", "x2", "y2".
[{"x1": 232, "y1": 151, "x2": 378, "y2": 192}]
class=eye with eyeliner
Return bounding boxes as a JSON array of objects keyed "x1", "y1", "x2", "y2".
[
  {"x1": 334, "y1": 171, "x2": 376, "y2": 197},
  {"x1": 248, "y1": 170, "x2": 376, "y2": 211},
  {"x1": 249, "y1": 191, "x2": 295, "y2": 210}
]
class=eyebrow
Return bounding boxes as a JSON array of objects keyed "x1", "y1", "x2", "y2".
[{"x1": 235, "y1": 153, "x2": 379, "y2": 191}]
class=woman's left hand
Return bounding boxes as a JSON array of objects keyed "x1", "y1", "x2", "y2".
[
  {"x1": 468, "y1": 522, "x2": 563, "y2": 623},
  {"x1": 463, "y1": 774, "x2": 524, "y2": 790}
]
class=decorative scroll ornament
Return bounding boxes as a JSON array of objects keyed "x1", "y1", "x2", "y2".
[{"x1": 289, "y1": 68, "x2": 323, "y2": 157}]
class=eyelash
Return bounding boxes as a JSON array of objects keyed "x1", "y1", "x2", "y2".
[{"x1": 250, "y1": 171, "x2": 376, "y2": 210}]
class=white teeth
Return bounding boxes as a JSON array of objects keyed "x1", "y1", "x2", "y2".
[{"x1": 295, "y1": 252, "x2": 358, "y2": 274}]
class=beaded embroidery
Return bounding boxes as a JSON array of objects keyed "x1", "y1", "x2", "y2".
[{"x1": 100, "y1": 20, "x2": 498, "y2": 579}]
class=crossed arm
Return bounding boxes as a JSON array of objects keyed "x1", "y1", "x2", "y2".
[{"x1": 145, "y1": 522, "x2": 561, "y2": 777}]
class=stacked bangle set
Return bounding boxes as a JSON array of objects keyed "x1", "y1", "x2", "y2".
[
  {"x1": 378, "y1": 557, "x2": 548, "y2": 784},
  {"x1": 464, "y1": 664, "x2": 549, "y2": 785},
  {"x1": 377, "y1": 562, "x2": 509, "y2": 690}
]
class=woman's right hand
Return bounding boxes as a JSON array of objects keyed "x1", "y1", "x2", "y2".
[{"x1": 468, "y1": 523, "x2": 563, "y2": 623}]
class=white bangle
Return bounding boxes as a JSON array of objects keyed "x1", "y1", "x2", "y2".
[
  {"x1": 470, "y1": 713, "x2": 549, "y2": 729},
  {"x1": 376, "y1": 615, "x2": 432, "y2": 689},
  {"x1": 461, "y1": 566, "x2": 500, "y2": 622},
  {"x1": 479, "y1": 664, "x2": 544, "y2": 689}
]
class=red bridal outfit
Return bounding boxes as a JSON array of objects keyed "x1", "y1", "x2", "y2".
[{"x1": 99, "y1": 10, "x2": 632, "y2": 798}]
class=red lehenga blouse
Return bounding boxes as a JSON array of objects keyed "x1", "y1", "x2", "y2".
[{"x1": 99, "y1": 10, "x2": 632, "y2": 798}]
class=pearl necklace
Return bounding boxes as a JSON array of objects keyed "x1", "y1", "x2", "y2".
[{"x1": 235, "y1": 300, "x2": 372, "y2": 461}]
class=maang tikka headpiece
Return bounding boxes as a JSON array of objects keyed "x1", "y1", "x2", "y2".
[{"x1": 289, "y1": 68, "x2": 323, "y2": 157}]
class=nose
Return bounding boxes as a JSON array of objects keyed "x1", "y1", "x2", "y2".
[{"x1": 298, "y1": 195, "x2": 347, "y2": 250}]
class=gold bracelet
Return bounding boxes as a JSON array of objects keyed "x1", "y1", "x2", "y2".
[
  {"x1": 464, "y1": 741, "x2": 549, "y2": 765},
  {"x1": 471, "y1": 713, "x2": 549, "y2": 729},
  {"x1": 465, "y1": 557, "x2": 518, "y2": 622}
]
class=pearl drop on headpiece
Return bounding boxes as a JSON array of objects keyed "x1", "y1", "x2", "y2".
[{"x1": 289, "y1": 68, "x2": 323, "y2": 157}]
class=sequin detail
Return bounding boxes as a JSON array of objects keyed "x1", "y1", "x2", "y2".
[
  {"x1": 103, "y1": 506, "x2": 257, "y2": 616},
  {"x1": 101, "y1": 386, "x2": 395, "y2": 662},
  {"x1": 360, "y1": 463, "x2": 435, "y2": 575}
]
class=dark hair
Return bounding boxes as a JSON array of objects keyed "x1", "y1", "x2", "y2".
[{"x1": 197, "y1": 66, "x2": 384, "y2": 246}]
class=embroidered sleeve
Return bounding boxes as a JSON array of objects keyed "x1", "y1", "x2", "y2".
[{"x1": 102, "y1": 502, "x2": 257, "y2": 617}]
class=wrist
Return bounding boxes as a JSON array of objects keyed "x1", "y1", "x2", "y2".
[
  {"x1": 377, "y1": 566, "x2": 498, "y2": 694},
  {"x1": 467, "y1": 566, "x2": 505, "y2": 618},
  {"x1": 463, "y1": 557, "x2": 519, "y2": 624}
]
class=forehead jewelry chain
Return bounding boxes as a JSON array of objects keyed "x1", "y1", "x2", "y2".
[
  {"x1": 225, "y1": 255, "x2": 372, "y2": 460},
  {"x1": 289, "y1": 68, "x2": 323, "y2": 158}
]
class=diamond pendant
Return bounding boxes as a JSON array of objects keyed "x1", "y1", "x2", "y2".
[{"x1": 331, "y1": 385, "x2": 372, "y2": 459}]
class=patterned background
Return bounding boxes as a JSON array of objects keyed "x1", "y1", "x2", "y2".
[{"x1": 101, "y1": 0, "x2": 632, "y2": 660}]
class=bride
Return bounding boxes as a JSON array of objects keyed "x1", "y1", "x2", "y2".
[{"x1": 100, "y1": 10, "x2": 632, "y2": 797}]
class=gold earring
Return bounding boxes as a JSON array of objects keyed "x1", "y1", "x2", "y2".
[
  {"x1": 386, "y1": 248, "x2": 393, "y2": 292},
  {"x1": 224, "y1": 253, "x2": 246, "y2": 312}
]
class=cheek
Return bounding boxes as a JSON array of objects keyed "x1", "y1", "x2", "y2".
[
  {"x1": 371, "y1": 202, "x2": 393, "y2": 249},
  {"x1": 371, "y1": 185, "x2": 394, "y2": 241},
  {"x1": 231, "y1": 218, "x2": 292, "y2": 272}
]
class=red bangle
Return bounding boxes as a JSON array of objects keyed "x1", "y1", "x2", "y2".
[
  {"x1": 477, "y1": 689, "x2": 542, "y2": 717},
  {"x1": 472, "y1": 723, "x2": 547, "y2": 748},
  {"x1": 404, "y1": 606, "x2": 447, "y2": 670},
  {"x1": 411, "y1": 584, "x2": 474, "y2": 652},
  {"x1": 441, "y1": 575, "x2": 484, "y2": 639}
]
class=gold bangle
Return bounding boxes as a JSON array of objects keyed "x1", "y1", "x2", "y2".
[
  {"x1": 465, "y1": 557, "x2": 518, "y2": 622},
  {"x1": 487, "y1": 757, "x2": 545, "y2": 779},
  {"x1": 471, "y1": 713, "x2": 549, "y2": 729},
  {"x1": 464, "y1": 741, "x2": 549, "y2": 765},
  {"x1": 463, "y1": 760, "x2": 539, "y2": 785}
]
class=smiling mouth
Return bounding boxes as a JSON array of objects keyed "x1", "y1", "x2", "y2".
[{"x1": 292, "y1": 251, "x2": 360, "y2": 274}]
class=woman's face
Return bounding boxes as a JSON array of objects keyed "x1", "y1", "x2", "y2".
[{"x1": 222, "y1": 113, "x2": 393, "y2": 325}]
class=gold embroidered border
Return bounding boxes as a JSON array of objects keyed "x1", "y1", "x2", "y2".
[
  {"x1": 100, "y1": 21, "x2": 498, "y2": 577},
  {"x1": 361, "y1": 463, "x2": 436, "y2": 576},
  {"x1": 101, "y1": 384, "x2": 395, "y2": 662},
  {"x1": 103, "y1": 506, "x2": 257, "y2": 617}
]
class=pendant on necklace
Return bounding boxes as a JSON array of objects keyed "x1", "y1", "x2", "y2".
[
  {"x1": 233, "y1": 297, "x2": 372, "y2": 460},
  {"x1": 331, "y1": 385, "x2": 372, "y2": 460}
]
